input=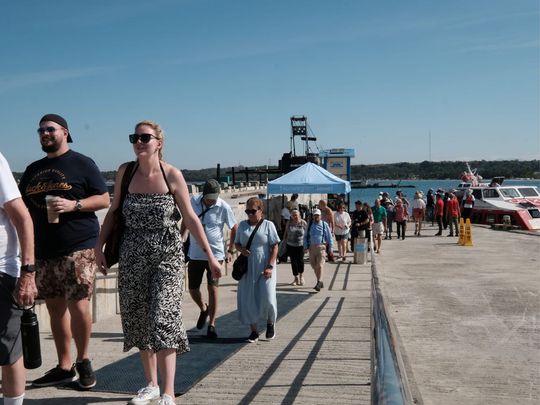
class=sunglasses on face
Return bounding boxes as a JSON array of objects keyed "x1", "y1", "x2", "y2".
[
  {"x1": 128, "y1": 133, "x2": 158, "y2": 144},
  {"x1": 245, "y1": 209, "x2": 259, "y2": 215},
  {"x1": 37, "y1": 127, "x2": 60, "y2": 135}
]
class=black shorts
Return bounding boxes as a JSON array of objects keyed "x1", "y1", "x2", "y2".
[
  {"x1": 188, "y1": 260, "x2": 221, "y2": 290},
  {"x1": 0, "y1": 273, "x2": 23, "y2": 366}
]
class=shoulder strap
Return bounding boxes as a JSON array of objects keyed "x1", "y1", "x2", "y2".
[
  {"x1": 160, "y1": 162, "x2": 181, "y2": 210},
  {"x1": 118, "y1": 161, "x2": 137, "y2": 208},
  {"x1": 246, "y1": 219, "x2": 264, "y2": 250},
  {"x1": 198, "y1": 198, "x2": 216, "y2": 221}
]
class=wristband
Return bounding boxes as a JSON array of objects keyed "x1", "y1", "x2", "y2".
[{"x1": 21, "y1": 264, "x2": 36, "y2": 273}]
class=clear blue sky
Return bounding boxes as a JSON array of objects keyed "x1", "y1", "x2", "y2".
[{"x1": 1, "y1": 0, "x2": 538, "y2": 172}]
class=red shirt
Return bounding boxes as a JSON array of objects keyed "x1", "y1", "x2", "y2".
[
  {"x1": 448, "y1": 197, "x2": 460, "y2": 217},
  {"x1": 435, "y1": 198, "x2": 444, "y2": 217}
]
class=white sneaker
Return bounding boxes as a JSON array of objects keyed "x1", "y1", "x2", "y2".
[
  {"x1": 159, "y1": 394, "x2": 176, "y2": 405},
  {"x1": 130, "y1": 384, "x2": 160, "y2": 404}
]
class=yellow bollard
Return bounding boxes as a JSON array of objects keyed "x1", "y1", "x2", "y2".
[
  {"x1": 464, "y1": 218, "x2": 473, "y2": 246},
  {"x1": 458, "y1": 218, "x2": 465, "y2": 245}
]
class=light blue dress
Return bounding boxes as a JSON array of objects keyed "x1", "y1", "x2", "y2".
[{"x1": 235, "y1": 219, "x2": 280, "y2": 326}]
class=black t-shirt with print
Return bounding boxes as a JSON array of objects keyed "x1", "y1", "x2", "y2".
[{"x1": 19, "y1": 150, "x2": 108, "y2": 259}]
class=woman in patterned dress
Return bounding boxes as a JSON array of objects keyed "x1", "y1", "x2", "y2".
[
  {"x1": 234, "y1": 197, "x2": 280, "y2": 343},
  {"x1": 95, "y1": 121, "x2": 221, "y2": 405}
]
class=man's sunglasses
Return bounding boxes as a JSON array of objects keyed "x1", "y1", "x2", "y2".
[
  {"x1": 245, "y1": 209, "x2": 259, "y2": 215},
  {"x1": 129, "y1": 133, "x2": 158, "y2": 144},
  {"x1": 37, "y1": 127, "x2": 59, "y2": 135}
]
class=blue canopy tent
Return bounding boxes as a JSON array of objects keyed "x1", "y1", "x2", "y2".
[{"x1": 267, "y1": 162, "x2": 351, "y2": 195}]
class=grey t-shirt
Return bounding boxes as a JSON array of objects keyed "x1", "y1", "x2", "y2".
[{"x1": 286, "y1": 220, "x2": 307, "y2": 247}]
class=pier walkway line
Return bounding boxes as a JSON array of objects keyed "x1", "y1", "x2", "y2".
[
  {"x1": 374, "y1": 225, "x2": 540, "y2": 405},
  {"x1": 22, "y1": 259, "x2": 372, "y2": 404}
]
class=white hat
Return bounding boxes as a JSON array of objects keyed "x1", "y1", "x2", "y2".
[{"x1": 313, "y1": 208, "x2": 321, "y2": 216}]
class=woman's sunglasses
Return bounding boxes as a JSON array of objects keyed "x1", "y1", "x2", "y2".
[
  {"x1": 245, "y1": 209, "x2": 259, "y2": 215},
  {"x1": 129, "y1": 133, "x2": 158, "y2": 144}
]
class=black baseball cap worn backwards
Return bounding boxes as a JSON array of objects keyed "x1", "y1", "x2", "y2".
[{"x1": 39, "y1": 114, "x2": 73, "y2": 143}]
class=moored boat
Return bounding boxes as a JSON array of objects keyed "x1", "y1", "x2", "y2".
[{"x1": 454, "y1": 163, "x2": 540, "y2": 230}]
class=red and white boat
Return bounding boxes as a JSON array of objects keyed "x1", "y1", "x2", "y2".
[{"x1": 455, "y1": 163, "x2": 540, "y2": 231}]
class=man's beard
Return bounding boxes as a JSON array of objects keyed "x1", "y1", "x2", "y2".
[{"x1": 41, "y1": 142, "x2": 62, "y2": 153}]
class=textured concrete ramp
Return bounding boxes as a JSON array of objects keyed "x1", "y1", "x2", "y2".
[
  {"x1": 181, "y1": 261, "x2": 372, "y2": 404},
  {"x1": 23, "y1": 259, "x2": 372, "y2": 404}
]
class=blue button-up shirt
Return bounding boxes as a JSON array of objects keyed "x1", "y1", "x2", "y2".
[{"x1": 304, "y1": 220, "x2": 333, "y2": 250}]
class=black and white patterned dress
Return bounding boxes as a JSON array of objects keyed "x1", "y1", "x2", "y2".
[{"x1": 118, "y1": 193, "x2": 188, "y2": 354}]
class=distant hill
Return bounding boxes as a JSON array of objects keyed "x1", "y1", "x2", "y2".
[{"x1": 12, "y1": 159, "x2": 539, "y2": 183}]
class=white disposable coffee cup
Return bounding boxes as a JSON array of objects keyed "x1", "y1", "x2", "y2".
[{"x1": 45, "y1": 195, "x2": 59, "y2": 223}]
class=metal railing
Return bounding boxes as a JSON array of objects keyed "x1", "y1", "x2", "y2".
[{"x1": 369, "y1": 232, "x2": 415, "y2": 405}]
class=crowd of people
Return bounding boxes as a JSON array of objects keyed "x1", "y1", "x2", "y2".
[{"x1": 0, "y1": 113, "x2": 474, "y2": 404}]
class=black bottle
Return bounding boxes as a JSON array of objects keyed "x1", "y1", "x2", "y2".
[{"x1": 20, "y1": 308, "x2": 42, "y2": 369}]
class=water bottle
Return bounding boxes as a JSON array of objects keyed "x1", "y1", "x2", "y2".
[{"x1": 20, "y1": 307, "x2": 42, "y2": 369}]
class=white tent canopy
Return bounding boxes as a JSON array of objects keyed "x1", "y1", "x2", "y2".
[{"x1": 267, "y1": 162, "x2": 351, "y2": 195}]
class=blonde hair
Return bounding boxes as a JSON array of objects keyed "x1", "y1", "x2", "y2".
[{"x1": 135, "y1": 120, "x2": 164, "y2": 160}]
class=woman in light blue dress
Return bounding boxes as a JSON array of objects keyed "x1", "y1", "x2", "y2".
[{"x1": 234, "y1": 197, "x2": 279, "y2": 342}]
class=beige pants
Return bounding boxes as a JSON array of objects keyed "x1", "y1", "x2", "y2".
[{"x1": 309, "y1": 244, "x2": 326, "y2": 270}]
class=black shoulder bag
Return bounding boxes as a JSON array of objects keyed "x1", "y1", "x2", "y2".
[
  {"x1": 104, "y1": 161, "x2": 138, "y2": 267},
  {"x1": 232, "y1": 219, "x2": 263, "y2": 281}
]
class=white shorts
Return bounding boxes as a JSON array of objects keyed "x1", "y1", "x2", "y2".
[{"x1": 373, "y1": 222, "x2": 385, "y2": 235}]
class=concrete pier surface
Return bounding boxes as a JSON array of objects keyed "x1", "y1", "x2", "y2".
[
  {"x1": 21, "y1": 253, "x2": 371, "y2": 404},
  {"x1": 15, "y1": 222, "x2": 540, "y2": 404},
  {"x1": 375, "y1": 225, "x2": 540, "y2": 405}
]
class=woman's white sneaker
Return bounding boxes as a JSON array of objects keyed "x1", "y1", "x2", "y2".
[
  {"x1": 159, "y1": 393, "x2": 176, "y2": 405},
  {"x1": 129, "y1": 384, "x2": 160, "y2": 404}
]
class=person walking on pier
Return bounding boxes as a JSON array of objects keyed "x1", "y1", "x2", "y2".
[
  {"x1": 304, "y1": 209, "x2": 333, "y2": 292},
  {"x1": 411, "y1": 191, "x2": 426, "y2": 236},
  {"x1": 447, "y1": 193, "x2": 461, "y2": 237},
  {"x1": 95, "y1": 120, "x2": 221, "y2": 405},
  {"x1": 462, "y1": 189, "x2": 475, "y2": 220},
  {"x1": 394, "y1": 198, "x2": 408, "y2": 240},
  {"x1": 318, "y1": 200, "x2": 335, "y2": 262},
  {"x1": 434, "y1": 193, "x2": 444, "y2": 236},
  {"x1": 381, "y1": 193, "x2": 395, "y2": 240},
  {"x1": 371, "y1": 199, "x2": 387, "y2": 252},
  {"x1": 334, "y1": 202, "x2": 351, "y2": 261},
  {"x1": 0, "y1": 151, "x2": 37, "y2": 405},
  {"x1": 19, "y1": 114, "x2": 110, "y2": 390},
  {"x1": 283, "y1": 209, "x2": 307, "y2": 286},
  {"x1": 426, "y1": 189, "x2": 435, "y2": 226},
  {"x1": 234, "y1": 197, "x2": 279, "y2": 342},
  {"x1": 180, "y1": 179, "x2": 237, "y2": 340}
]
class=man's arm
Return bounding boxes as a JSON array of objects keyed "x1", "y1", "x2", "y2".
[{"x1": 4, "y1": 197, "x2": 37, "y2": 306}]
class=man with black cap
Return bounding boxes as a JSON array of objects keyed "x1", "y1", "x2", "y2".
[
  {"x1": 180, "y1": 179, "x2": 237, "y2": 339},
  {"x1": 18, "y1": 114, "x2": 110, "y2": 389}
]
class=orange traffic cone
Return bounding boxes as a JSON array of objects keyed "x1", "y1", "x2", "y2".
[{"x1": 464, "y1": 218, "x2": 473, "y2": 246}]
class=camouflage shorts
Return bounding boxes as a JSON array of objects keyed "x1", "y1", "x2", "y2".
[{"x1": 36, "y1": 249, "x2": 97, "y2": 300}]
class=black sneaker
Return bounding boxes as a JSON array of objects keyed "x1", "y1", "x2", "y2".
[
  {"x1": 207, "y1": 325, "x2": 218, "y2": 340},
  {"x1": 247, "y1": 331, "x2": 259, "y2": 343},
  {"x1": 196, "y1": 304, "x2": 208, "y2": 329},
  {"x1": 32, "y1": 365, "x2": 76, "y2": 387},
  {"x1": 76, "y1": 359, "x2": 96, "y2": 389},
  {"x1": 314, "y1": 281, "x2": 321, "y2": 292},
  {"x1": 266, "y1": 324, "x2": 275, "y2": 340}
]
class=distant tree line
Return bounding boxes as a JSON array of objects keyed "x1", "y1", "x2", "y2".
[
  {"x1": 351, "y1": 160, "x2": 540, "y2": 180},
  {"x1": 12, "y1": 159, "x2": 539, "y2": 183}
]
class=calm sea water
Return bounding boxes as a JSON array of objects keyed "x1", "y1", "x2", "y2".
[{"x1": 349, "y1": 179, "x2": 540, "y2": 205}]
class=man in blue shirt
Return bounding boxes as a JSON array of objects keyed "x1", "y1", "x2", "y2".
[
  {"x1": 304, "y1": 209, "x2": 333, "y2": 292},
  {"x1": 180, "y1": 179, "x2": 237, "y2": 339}
]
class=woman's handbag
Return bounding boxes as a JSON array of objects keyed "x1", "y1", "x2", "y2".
[
  {"x1": 103, "y1": 161, "x2": 137, "y2": 267},
  {"x1": 232, "y1": 219, "x2": 263, "y2": 281},
  {"x1": 278, "y1": 239, "x2": 287, "y2": 258}
]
